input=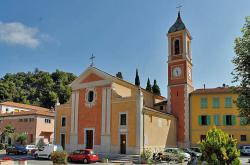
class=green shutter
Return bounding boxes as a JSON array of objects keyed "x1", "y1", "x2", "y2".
[
  {"x1": 213, "y1": 115, "x2": 217, "y2": 125},
  {"x1": 217, "y1": 114, "x2": 220, "y2": 126},
  {"x1": 212, "y1": 97, "x2": 220, "y2": 108},
  {"x1": 232, "y1": 115, "x2": 236, "y2": 125},
  {"x1": 198, "y1": 116, "x2": 202, "y2": 125},
  {"x1": 207, "y1": 116, "x2": 211, "y2": 125},
  {"x1": 225, "y1": 97, "x2": 232, "y2": 108},
  {"x1": 223, "y1": 115, "x2": 226, "y2": 125},
  {"x1": 200, "y1": 98, "x2": 208, "y2": 109}
]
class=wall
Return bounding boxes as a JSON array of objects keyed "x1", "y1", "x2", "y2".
[
  {"x1": 55, "y1": 102, "x2": 71, "y2": 146},
  {"x1": 190, "y1": 92, "x2": 250, "y2": 146},
  {"x1": 143, "y1": 110, "x2": 177, "y2": 153},
  {"x1": 36, "y1": 116, "x2": 54, "y2": 144}
]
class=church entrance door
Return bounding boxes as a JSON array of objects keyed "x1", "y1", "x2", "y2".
[
  {"x1": 120, "y1": 134, "x2": 126, "y2": 154},
  {"x1": 86, "y1": 130, "x2": 93, "y2": 149}
]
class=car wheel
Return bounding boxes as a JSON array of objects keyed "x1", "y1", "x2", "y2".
[
  {"x1": 68, "y1": 157, "x2": 72, "y2": 162},
  {"x1": 83, "y1": 158, "x2": 88, "y2": 164},
  {"x1": 48, "y1": 155, "x2": 51, "y2": 160}
]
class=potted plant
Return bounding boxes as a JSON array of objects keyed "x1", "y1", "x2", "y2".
[
  {"x1": 102, "y1": 155, "x2": 109, "y2": 163},
  {"x1": 51, "y1": 151, "x2": 68, "y2": 165}
]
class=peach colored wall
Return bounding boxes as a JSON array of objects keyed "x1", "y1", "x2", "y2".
[
  {"x1": 36, "y1": 116, "x2": 54, "y2": 143},
  {"x1": 0, "y1": 115, "x2": 54, "y2": 144},
  {"x1": 77, "y1": 87, "x2": 103, "y2": 145},
  {"x1": 81, "y1": 73, "x2": 104, "y2": 83},
  {"x1": 144, "y1": 112, "x2": 177, "y2": 150},
  {"x1": 55, "y1": 103, "x2": 71, "y2": 145}
]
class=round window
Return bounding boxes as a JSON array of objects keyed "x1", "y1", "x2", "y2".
[{"x1": 88, "y1": 91, "x2": 94, "y2": 103}]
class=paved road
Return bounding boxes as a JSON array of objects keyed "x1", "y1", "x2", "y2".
[{"x1": 0, "y1": 151, "x2": 248, "y2": 165}]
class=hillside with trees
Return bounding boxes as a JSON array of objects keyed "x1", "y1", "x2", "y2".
[{"x1": 0, "y1": 69, "x2": 77, "y2": 109}]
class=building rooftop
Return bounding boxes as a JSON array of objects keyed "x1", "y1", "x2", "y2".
[
  {"x1": 191, "y1": 87, "x2": 234, "y2": 94},
  {"x1": 0, "y1": 109, "x2": 54, "y2": 117},
  {"x1": 0, "y1": 101, "x2": 49, "y2": 111}
]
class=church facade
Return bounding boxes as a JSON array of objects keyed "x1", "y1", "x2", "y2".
[
  {"x1": 54, "y1": 12, "x2": 250, "y2": 154},
  {"x1": 54, "y1": 67, "x2": 177, "y2": 154}
]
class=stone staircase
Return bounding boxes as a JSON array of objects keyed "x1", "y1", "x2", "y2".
[{"x1": 99, "y1": 154, "x2": 140, "y2": 163}]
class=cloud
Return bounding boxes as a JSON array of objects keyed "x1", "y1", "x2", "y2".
[{"x1": 0, "y1": 22, "x2": 42, "y2": 48}]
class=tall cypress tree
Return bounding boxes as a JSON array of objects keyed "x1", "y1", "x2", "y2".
[
  {"x1": 146, "y1": 78, "x2": 152, "y2": 92},
  {"x1": 152, "y1": 79, "x2": 161, "y2": 95},
  {"x1": 135, "y1": 69, "x2": 140, "y2": 86}
]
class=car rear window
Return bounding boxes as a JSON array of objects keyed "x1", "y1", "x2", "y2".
[{"x1": 90, "y1": 150, "x2": 95, "y2": 155}]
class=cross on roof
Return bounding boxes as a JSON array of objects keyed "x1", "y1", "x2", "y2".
[
  {"x1": 90, "y1": 54, "x2": 95, "y2": 67},
  {"x1": 176, "y1": 4, "x2": 183, "y2": 12}
]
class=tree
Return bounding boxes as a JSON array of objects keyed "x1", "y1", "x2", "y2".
[
  {"x1": 232, "y1": 16, "x2": 250, "y2": 124},
  {"x1": 135, "y1": 69, "x2": 140, "y2": 86},
  {"x1": 145, "y1": 78, "x2": 152, "y2": 92},
  {"x1": 0, "y1": 125, "x2": 15, "y2": 144},
  {"x1": 116, "y1": 72, "x2": 123, "y2": 79},
  {"x1": 0, "y1": 69, "x2": 77, "y2": 108},
  {"x1": 16, "y1": 133, "x2": 27, "y2": 145},
  {"x1": 199, "y1": 127, "x2": 240, "y2": 165},
  {"x1": 152, "y1": 80, "x2": 161, "y2": 95}
]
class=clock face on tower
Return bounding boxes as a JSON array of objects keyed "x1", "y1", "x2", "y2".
[{"x1": 172, "y1": 66, "x2": 182, "y2": 78}]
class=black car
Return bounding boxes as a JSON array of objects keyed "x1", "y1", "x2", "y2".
[{"x1": 6, "y1": 146, "x2": 28, "y2": 155}]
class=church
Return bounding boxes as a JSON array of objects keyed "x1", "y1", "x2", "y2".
[
  {"x1": 54, "y1": 10, "x2": 250, "y2": 154},
  {"x1": 54, "y1": 12, "x2": 194, "y2": 154}
]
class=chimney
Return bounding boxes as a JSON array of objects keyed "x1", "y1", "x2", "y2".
[{"x1": 203, "y1": 84, "x2": 206, "y2": 90}]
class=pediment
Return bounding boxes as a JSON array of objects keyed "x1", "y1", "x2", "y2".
[{"x1": 70, "y1": 67, "x2": 114, "y2": 90}]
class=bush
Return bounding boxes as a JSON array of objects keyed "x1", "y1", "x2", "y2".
[
  {"x1": 0, "y1": 143, "x2": 5, "y2": 150},
  {"x1": 51, "y1": 151, "x2": 68, "y2": 164},
  {"x1": 199, "y1": 127, "x2": 240, "y2": 165},
  {"x1": 140, "y1": 149, "x2": 152, "y2": 161}
]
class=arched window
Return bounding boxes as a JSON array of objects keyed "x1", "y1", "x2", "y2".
[
  {"x1": 174, "y1": 39, "x2": 180, "y2": 55},
  {"x1": 88, "y1": 91, "x2": 94, "y2": 103}
]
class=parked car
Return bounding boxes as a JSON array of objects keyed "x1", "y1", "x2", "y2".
[
  {"x1": 190, "y1": 147, "x2": 201, "y2": 153},
  {"x1": 182, "y1": 148, "x2": 202, "y2": 158},
  {"x1": 34, "y1": 144, "x2": 63, "y2": 159},
  {"x1": 68, "y1": 149, "x2": 99, "y2": 163},
  {"x1": 25, "y1": 145, "x2": 38, "y2": 155},
  {"x1": 6, "y1": 146, "x2": 28, "y2": 155},
  {"x1": 161, "y1": 148, "x2": 191, "y2": 162},
  {"x1": 240, "y1": 145, "x2": 250, "y2": 155}
]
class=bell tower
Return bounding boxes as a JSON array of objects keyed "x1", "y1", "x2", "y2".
[{"x1": 167, "y1": 11, "x2": 193, "y2": 147}]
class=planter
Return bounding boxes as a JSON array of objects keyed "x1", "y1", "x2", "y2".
[{"x1": 102, "y1": 158, "x2": 109, "y2": 163}]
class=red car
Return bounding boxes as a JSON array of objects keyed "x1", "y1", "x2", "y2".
[{"x1": 68, "y1": 149, "x2": 99, "y2": 163}]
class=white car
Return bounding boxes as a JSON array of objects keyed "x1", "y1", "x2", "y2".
[
  {"x1": 34, "y1": 144, "x2": 63, "y2": 159},
  {"x1": 163, "y1": 148, "x2": 191, "y2": 162},
  {"x1": 25, "y1": 145, "x2": 38, "y2": 152},
  {"x1": 240, "y1": 146, "x2": 250, "y2": 155}
]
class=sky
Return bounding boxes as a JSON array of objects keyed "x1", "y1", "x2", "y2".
[{"x1": 0, "y1": 0, "x2": 249, "y2": 97}]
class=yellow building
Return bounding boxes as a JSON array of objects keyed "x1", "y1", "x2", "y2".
[
  {"x1": 55, "y1": 67, "x2": 177, "y2": 154},
  {"x1": 190, "y1": 86, "x2": 250, "y2": 147}
]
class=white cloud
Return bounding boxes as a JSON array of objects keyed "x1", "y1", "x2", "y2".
[{"x1": 0, "y1": 22, "x2": 41, "y2": 48}]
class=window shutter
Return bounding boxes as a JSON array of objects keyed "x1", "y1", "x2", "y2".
[
  {"x1": 217, "y1": 114, "x2": 220, "y2": 126},
  {"x1": 207, "y1": 116, "x2": 211, "y2": 125},
  {"x1": 232, "y1": 115, "x2": 236, "y2": 125},
  {"x1": 198, "y1": 116, "x2": 201, "y2": 125},
  {"x1": 223, "y1": 115, "x2": 226, "y2": 126},
  {"x1": 213, "y1": 115, "x2": 217, "y2": 125}
]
